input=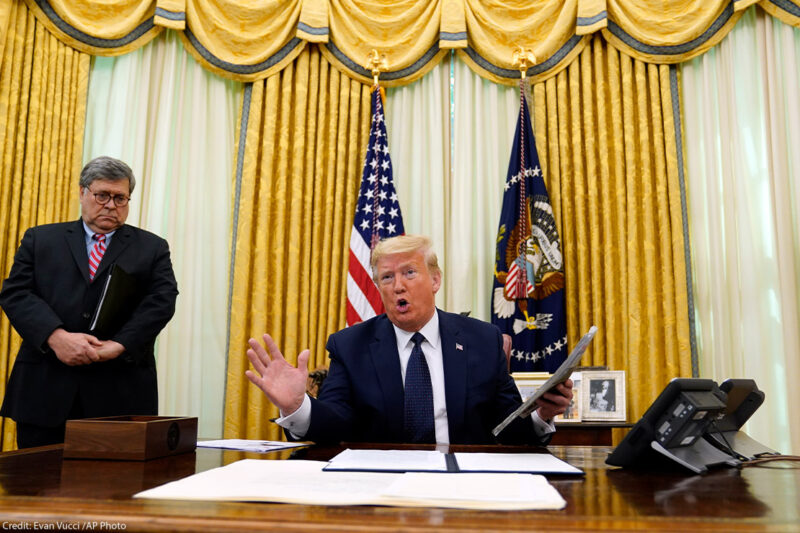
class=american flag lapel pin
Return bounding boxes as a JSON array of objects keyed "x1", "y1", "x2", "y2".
[{"x1": 455, "y1": 343, "x2": 463, "y2": 351}]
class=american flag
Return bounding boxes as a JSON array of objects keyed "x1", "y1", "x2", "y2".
[
  {"x1": 490, "y1": 87, "x2": 567, "y2": 373},
  {"x1": 347, "y1": 87, "x2": 405, "y2": 326}
]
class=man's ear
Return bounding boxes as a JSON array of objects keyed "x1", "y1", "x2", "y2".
[{"x1": 431, "y1": 271, "x2": 442, "y2": 293}]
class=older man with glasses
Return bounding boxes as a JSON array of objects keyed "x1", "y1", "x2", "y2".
[{"x1": 0, "y1": 156, "x2": 179, "y2": 448}]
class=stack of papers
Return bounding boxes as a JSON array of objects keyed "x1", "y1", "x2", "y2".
[
  {"x1": 322, "y1": 449, "x2": 450, "y2": 472},
  {"x1": 454, "y1": 452, "x2": 583, "y2": 474},
  {"x1": 135, "y1": 458, "x2": 567, "y2": 510},
  {"x1": 323, "y1": 449, "x2": 583, "y2": 475}
]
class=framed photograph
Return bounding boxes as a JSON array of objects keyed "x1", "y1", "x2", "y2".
[
  {"x1": 512, "y1": 372, "x2": 583, "y2": 423},
  {"x1": 555, "y1": 371, "x2": 582, "y2": 423},
  {"x1": 581, "y1": 370, "x2": 626, "y2": 421},
  {"x1": 511, "y1": 372, "x2": 550, "y2": 403}
]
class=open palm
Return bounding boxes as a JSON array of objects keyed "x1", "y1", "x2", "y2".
[{"x1": 245, "y1": 333, "x2": 310, "y2": 414}]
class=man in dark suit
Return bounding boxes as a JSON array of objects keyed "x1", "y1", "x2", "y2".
[
  {"x1": 0, "y1": 156, "x2": 178, "y2": 448},
  {"x1": 245, "y1": 234, "x2": 572, "y2": 445}
]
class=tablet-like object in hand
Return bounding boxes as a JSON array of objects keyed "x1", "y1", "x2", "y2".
[{"x1": 493, "y1": 325, "x2": 598, "y2": 437}]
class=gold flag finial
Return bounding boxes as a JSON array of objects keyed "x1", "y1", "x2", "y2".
[
  {"x1": 512, "y1": 47, "x2": 537, "y2": 80},
  {"x1": 366, "y1": 49, "x2": 388, "y2": 87}
]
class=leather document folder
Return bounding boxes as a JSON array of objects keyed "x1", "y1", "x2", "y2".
[{"x1": 89, "y1": 263, "x2": 138, "y2": 339}]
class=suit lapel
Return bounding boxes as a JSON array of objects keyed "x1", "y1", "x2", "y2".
[
  {"x1": 93, "y1": 224, "x2": 133, "y2": 280},
  {"x1": 65, "y1": 220, "x2": 91, "y2": 284},
  {"x1": 370, "y1": 316, "x2": 405, "y2": 439},
  {"x1": 439, "y1": 310, "x2": 467, "y2": 441}
]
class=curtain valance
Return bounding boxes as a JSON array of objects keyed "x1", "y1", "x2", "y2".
[
  {"x1": 758, "y1": 0, "x2": 800, "y2": 27},
  {"x1": 18, "y1": 0, "x2": 800, "y2": 85},
  {"x1": 578, "y1": 0, "x2": 751, "y2": 63},
  {"x1": 21, "y1": 0, "x2": 162, "y2": 55}
]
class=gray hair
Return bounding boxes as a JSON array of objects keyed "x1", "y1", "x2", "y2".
[
  {"x1": 371, "y1": 234, "x2": 441, "y2": 281},
  {"x1": 79, "y1": 156, "x2": 136, "y2": 193}
]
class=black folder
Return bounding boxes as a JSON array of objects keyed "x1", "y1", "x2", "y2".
[{"x1": 89, "y1": 264, "x2": 139, "y2": 339}]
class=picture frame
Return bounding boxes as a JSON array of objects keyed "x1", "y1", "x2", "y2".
[
  {"x1": 511, "y1": 372, "x2": 550, "y2": 404},
  {"x1": 580, "y1": 370, "x2": 626, "y2": 421},
  {"x1": 555, "y1": 371, "x2": 582, "y2": 424},
  {"x1": 511, "y1": 372, "x2": 583, "y2": 423}
]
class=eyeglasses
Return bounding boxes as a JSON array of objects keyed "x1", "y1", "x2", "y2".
[{"x1": 87, "y1": 189, "x2": 130, "y2": 207}]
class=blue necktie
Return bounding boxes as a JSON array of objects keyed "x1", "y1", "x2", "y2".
[{"x1": 404, "y1": 332, "x2": 435, "y2": 443}]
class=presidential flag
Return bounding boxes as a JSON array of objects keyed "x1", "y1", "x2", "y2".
[
  {"x1": 491, "y1": 90, "x2": 567, "y2": 373},
  {"x1": 347, "y1": 87, "x2": 405, "y2": 326}
]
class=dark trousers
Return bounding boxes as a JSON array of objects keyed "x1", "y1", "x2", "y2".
[
  {"x1": 15, "y1": 395, "x2": 84, "y2": 449},
  {"x1": 16, "y1": 422, "x2": 68, "y2": 449}
]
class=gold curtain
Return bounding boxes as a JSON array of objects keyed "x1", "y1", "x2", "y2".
[
  {"x1": 458, "y1": 0, "x2": 589, "y2": 85},
  {"x1": 20, "y1": 0, "x2": 800, "y2": 85},
  {"x1": 759, "y1": 0, "x2": 800, "y2": 27},
  {"x1": 22, "y1": 0, "x2": 162, "y2": 56},
  {"x1": 178, "y1": 0, "x2": 307, "y2": 82},
  {"x1": 318, "y1": 0, "x2": 448, "y2": 86},
  {"x1": 532, "y1": 35, "x2": 693, "y2": 422},
  {"x1": 223, "y1": 45, "x2": 371, "y2": 441},
  {"x1": 597, "y1": 0, "x2": 747, "y2": 64},
  {"x1": 0, "y1": 0, "x2": 90, "y2": 450}
]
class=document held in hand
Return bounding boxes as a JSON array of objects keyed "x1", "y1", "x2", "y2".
[
  {"x1": 493, "y1": 325, "x2": 598, "y2": 437},
  {"x1": 89, "y1": 263, "x2": 138, "y2": 339}
]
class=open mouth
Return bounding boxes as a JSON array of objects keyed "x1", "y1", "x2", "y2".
[{"x1": 396, "y1": 298, "x2": 409, "y2": 312}]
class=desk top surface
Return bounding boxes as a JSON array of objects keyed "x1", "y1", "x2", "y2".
[{"x1": 0, "y1": 444, "x2": 797, "y2": 532}]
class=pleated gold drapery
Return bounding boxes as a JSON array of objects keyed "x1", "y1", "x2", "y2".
[
  {"x1": 21, "y1": 0, "x2": 163, "y2": 56},
  {"x1": 223, "y1": 45, "x2": 371, "y2": 441},
  {"x1": 532, "y1": 35, "x2": 693, "y2": 422},
  {"x1": 0, "y1": 0, "x2": 90, "y2": 449}
]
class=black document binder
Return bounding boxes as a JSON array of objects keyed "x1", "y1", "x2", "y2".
[{"x1": 89, "y1": 264, "x2": 138, "y2": 339}]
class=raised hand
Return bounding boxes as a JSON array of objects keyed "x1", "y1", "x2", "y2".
[{"x1": 245, "y1": 333, "x2": 310, "y2": 415}]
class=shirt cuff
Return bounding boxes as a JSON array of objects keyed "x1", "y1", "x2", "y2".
[
  {"x1": 531, "y1": 409, "x2": 556, "y2": 437},
  {"x1": 275, "y1": 394, "x2": 312, "y2": 438}
]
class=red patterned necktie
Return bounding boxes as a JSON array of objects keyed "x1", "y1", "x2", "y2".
[{"x1": 88, "y1": 233, "x2": 107, "y2": 280}]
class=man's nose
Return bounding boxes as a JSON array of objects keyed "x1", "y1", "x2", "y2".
[{"x1": 392, "y1": 277, "x2": 406, "y2": 292}]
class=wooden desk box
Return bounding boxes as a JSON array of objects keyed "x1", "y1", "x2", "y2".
[{"x1": 63, "y1": 415, "x2": 197, "y2": 461}]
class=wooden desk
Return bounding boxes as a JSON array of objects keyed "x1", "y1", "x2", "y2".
[
  {"x1": 550, "y1": 422, "x2": 632, "y2": 446},
  {"x1": 0, "y1": 444, "x2": 797, "y2": 532}
]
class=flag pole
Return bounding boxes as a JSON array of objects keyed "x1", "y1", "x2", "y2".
[
  {"x1": 511, "y1": 47, "x2": 537, "y2": 308},
  {"x1": 366, "y1": 49, "x2": 388, "y2": 94},
  {"x1": 365, "y1": 49, "x2": 389, "y2": 250}
]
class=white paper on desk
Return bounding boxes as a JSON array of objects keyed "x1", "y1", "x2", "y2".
[
  {"x1": 135, "y1": 459, "x2": 397, "y2": 505},
  {"x1": 196, "y1": 439, "x2": 309, "y2": 453},
  {"x1": 454, "y1": 452, "x2": 583, "y2": 475},
  {"x1": 134, "y1": 459, "x2": 567, "y2": 510},
  {"x1": 383, "y1": 473, "x2": 566, "y2": 510},
  {"x1": 324, "y1": 449, "x2": 449, "y2": 472}
]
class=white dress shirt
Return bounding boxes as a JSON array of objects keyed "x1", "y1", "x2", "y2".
[
  {"x1": 277, "y1": 313, "x2": 556, "y2": 442},
  {"x1": 392, "y1": 312, "x2": 449, "y2": 443}
]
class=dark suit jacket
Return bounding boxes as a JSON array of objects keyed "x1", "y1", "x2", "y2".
[
  {"x1": 304, "y1": 310, "x2": 544, "y2": 445},
  {"x1": 0, "y1": 220, "x2": 178, "y2": 427}
]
